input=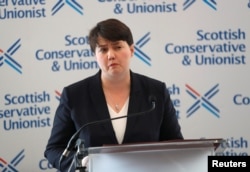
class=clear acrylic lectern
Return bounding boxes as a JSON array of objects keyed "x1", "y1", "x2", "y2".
[{"x1": 87, "y1": 138, "x2": 226, "y2": 172}]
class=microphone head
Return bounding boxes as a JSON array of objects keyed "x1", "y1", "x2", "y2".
[
  {"x1": 148, "y1": 95, "x2": 157, "y2": 104},
  {"x1": 148, "y1": 95, "x2": 156, "y2": 109}
]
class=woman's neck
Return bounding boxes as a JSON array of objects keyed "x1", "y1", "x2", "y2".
[
  {"x1": 102, "y1": 74, "x2": 131, "y2": 112},
  {"x1": 102, "y1": 72, "x2": 130, "y2": 91}
]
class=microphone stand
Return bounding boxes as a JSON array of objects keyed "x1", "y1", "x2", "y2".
[
  {"x1": 75, "y1": 139, "x2": 88, "y2": 172},
  {"x1": 68, "y1": 138, "x2": 88, "y2": 172}
]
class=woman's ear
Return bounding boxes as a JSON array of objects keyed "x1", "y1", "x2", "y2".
[{"x1": 130, "y1": 44, "x2": 135, "y2": 56}]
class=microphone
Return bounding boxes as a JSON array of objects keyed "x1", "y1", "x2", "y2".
[{"x1": 59, "y1": 95, "x2": 156, "y2": 170}]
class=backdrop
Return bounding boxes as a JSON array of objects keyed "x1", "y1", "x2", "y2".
[{"x1": 1, "y1": 0, "x2": 249, "y2": 171}]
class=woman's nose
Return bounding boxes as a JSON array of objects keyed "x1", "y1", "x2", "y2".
[{"x1": 107, "y1": 49, "x2": 115, "y2": 60}]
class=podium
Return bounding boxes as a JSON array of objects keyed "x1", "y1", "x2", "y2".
[{"x1": 87, "y1": 139, "x2": 226, "y2": 172}]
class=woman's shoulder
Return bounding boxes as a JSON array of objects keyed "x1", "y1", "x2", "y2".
[
  {"x1": 132, "y1": 71, "x2": 165, "y2": 85},
  {"x1": 65, "y1": 71, "x2": 100, "y2": 90}
]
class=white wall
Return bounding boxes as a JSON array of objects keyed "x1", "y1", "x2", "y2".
[{"x1": 1, "y1": 0, "x2": 249, "y2": 171}]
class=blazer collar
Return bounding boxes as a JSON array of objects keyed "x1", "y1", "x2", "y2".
[{"x1": 89, "y1": 70, "x2": 144, "y2": 144}]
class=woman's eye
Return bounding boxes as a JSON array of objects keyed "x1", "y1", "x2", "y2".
[
  {"x1": 99, "y1": 48, "x2": 107, "y2": 52},
  {"x1": 115, "y1": 46, "x2": 122, "y2": 49}
]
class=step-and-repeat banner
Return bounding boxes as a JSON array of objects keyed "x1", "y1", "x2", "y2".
[{"x1": 1, "y1": 0, "x2": 249, "y2": 171}]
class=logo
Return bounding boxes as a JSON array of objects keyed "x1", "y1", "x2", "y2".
[
  {"x1": 0, "y1": 149, "x2": 25, "y2": 171},
  {"x1": 134, "y1": 32, "x2": 151, "y2": 66},
  {"x1": 52, "y1": 0, "x2": 83, "y2": 15},
  {"x1": 0, "y1": 39, "x2": 22, "y2": 74},
  {"x1": 185, "y1": 84, "x2": 220, "y2": 118},
  {"x1": 183, "y1": 0, "x2": 217, "y2": 10},
  {"x1": 55, "y1": 90, "x2": 61, "y2": 101}
]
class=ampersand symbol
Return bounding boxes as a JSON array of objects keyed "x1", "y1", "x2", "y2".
[
  {"x1": 182, "y1": 55, "x2": 191, "y2": 66},
  {"x1": 114, "y1": 3, "x2": 123, "y2": 14},
  {"x1": 51, "y1": 61, "x2": 60, "y2": 72}
]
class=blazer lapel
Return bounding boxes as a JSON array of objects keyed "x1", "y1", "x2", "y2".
[
  {"x1": 88, "y1": 71, "x2": 146, "y2": 144},
  {"x1": 123, "y1": 72, "x2": 144, "y2": 143},
  {"x1": 89, "y1": 71, "x2": 118, "y2": 144}
]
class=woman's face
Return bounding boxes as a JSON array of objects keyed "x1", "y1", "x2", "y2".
[{"x1": 95, "y1": 36, "x2": 134, "y2": 79}]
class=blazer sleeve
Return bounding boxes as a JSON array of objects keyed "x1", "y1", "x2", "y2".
[
  {"x1": 159, "y1": 83, "x2": 183, "y2": 140},
  {"x1": 44, "y1": 87, "x2": 77, "y2": 171}
]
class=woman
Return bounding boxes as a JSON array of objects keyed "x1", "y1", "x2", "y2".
[{"x1": 44, "y1": 18, "x2": 183, "y2": 171}]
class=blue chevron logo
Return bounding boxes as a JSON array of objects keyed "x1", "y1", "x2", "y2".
[
  {"x1": 134, "y1": 32, "x2": 152, "y2": 66},
  {"x1": 52, "y1": 0, "x2": 83, "y2": 15},
  {"x1": 186, "y1": 84, "x2": 220, "y2": 118},
  {"x1": 0, "y1": 149, "x2": 25, "y2": 172},
  {"x1": 183, "y1": 0, "x2": 217, "y2": 10},
  {"x1": 0, "y1": 39, "x2": 22, "y2": 74},
  {"x1": 203, "y1": 0, "x2": 217, "y2": 10}
]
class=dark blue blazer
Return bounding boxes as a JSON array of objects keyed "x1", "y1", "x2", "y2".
[{"x1": 44, "y1": 70, "x2": 183, "y2": 171}]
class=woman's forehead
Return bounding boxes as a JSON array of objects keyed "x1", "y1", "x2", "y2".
[{"x1": 97, "y1": 37, "x2": 124, "y2": 46}]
